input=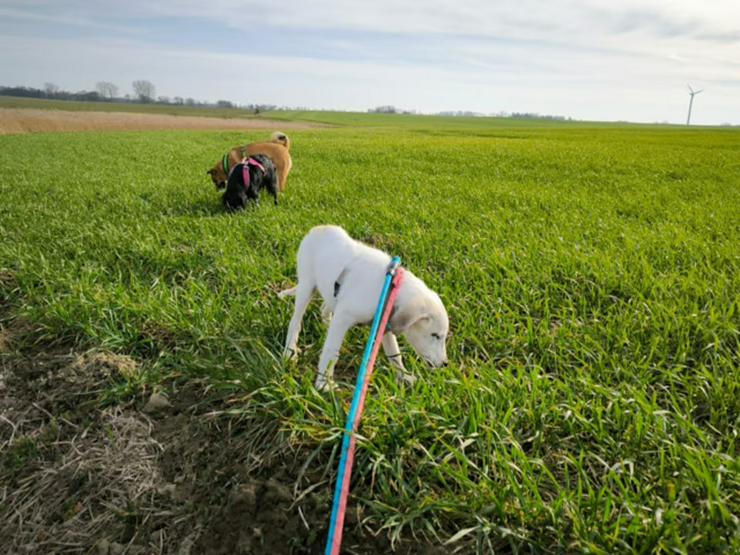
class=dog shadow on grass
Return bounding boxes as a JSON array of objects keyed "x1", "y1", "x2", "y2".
[
  {"x1": 167, "y1": 196, "x2": 225, "y2": 217},
  {"x1": 172, "y1": 196, "x2": 280, "y2": 218},
  {"x1": 158, "y1": 194, "x2": 233, "y2": 218}
]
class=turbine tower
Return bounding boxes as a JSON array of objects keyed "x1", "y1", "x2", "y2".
[{"x1": 686, "y1": 84, "x2": 703, "y2": 126}]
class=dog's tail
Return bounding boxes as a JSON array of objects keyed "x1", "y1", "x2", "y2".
[
  {"x1": 278, "y1": 286, "x2": 297, "y2": 299},
  {"x1": 271, "y1": 131, "x2": 290, "y2": 151}
]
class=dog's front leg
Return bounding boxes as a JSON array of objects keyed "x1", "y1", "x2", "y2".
[
  {"x1": 320, "y1": 302, "x2": 333, "y2": 323},
  {"x1": 316, "y1": 314, "x2": 354, "y2": 391},
  {"x1": 382, "y1": 332, "x2": 405, "y2": 370},
  {"x1": 382, "y1": 332, "x2": 416, "y2": 386}
]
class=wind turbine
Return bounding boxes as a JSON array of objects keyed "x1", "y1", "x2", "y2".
[{"x1": 686, "y1": 84, "x2": 703, "y2": 125}]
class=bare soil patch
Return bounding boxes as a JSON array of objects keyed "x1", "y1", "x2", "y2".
[
  {"x1": 0, "y1": 109, "x2": 321, "y2": 135},
  {"x1": 0, "y1": 331, "x2": 439, "y2": 554}
]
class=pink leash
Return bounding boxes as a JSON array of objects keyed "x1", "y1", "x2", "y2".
[{"x1": 325, "y1": 262, "x2": 405, "y2": 555}]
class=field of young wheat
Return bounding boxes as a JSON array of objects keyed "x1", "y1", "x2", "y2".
[{"x1": 1, "y1": 114, "x2": 738, "y2": 553}]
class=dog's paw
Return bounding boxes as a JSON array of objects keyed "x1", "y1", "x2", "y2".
[
  {"x1": 320, "y1": 303, "x2": 333, "y2": 323},
  {"x1": 314, "y1": 376, "x2": 337, "y2": 392},
  {"x1": 395, "y1": 371, "x2": 417, "y2": 387},
  {"x1": 388, "y1": 356, "x2": 405, "y2": 371},
  {"x1": 282, "y1": 346, "x2": 299, "y2": 360}
]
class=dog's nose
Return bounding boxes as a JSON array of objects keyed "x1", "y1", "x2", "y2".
[{"x1": 442, "y1": 359, "x2": 449, "y2": 367}]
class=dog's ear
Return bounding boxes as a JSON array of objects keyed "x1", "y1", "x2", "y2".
[{"x1": 390, "y1": 295, "x2": 430, "y2": 332}]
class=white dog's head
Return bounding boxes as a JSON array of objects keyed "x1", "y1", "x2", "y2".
[{"x1": 391, "y1": 279, "x2": 449, "y2": 367}]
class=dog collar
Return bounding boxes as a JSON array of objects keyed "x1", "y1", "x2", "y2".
[{"x1": 222, "y1": 153, "x2": 230, "y2": 174}]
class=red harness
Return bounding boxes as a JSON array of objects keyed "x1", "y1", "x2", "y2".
[{"x1": 241, "y1": 157, "x2": 265, "y2": 189}]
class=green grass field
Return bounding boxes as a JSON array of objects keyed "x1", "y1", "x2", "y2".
[{"x1": 1, "y1": 114, "x2": 738, "y2": 553}]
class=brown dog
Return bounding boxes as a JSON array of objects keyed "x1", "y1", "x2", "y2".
[{"x1": 207, "y1": 132, "x2": 292, "y2": 192}]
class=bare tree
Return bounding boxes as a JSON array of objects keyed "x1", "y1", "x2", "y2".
[
  {"x1": 96, "y1": 81, "x2": 118, "y2": 100},
  {"x1": 44, "y1": 82, "x2": 59, "y2": 97},
  {"x1": 132, "y1": 80, "x2": 155, "y2": 103}
]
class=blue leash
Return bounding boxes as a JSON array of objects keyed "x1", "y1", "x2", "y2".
[{"x1": 325, "y1": 256, "x2": 402, "y2": 555}]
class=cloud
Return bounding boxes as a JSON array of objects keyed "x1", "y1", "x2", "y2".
[
  {"x1": 4, "y1": 0, "x2": 739, "y2": 40},
  {"x1": 0, "y1": 0, "x2": 738, "y2": 123}
]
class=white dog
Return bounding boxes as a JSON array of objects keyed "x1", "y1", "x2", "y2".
[{"x1": 279, "y1": 225, "x2": 449, "y2": 390}]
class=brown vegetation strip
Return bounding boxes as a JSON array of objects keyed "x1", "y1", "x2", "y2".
[
  {"x1": 0, "y1": 340, "x2": 436, "y2": 553},
  {"x1": 0, "y1": 109, "x2": 320, "y2": 135}
]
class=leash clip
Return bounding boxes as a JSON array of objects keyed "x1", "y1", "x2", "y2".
[{"x1": 386, "y1": 256, "x2": 401, "y2": 277}]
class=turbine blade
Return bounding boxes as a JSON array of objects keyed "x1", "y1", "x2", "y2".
[
  {"x1": 695, "y1": 89, "x2": 704, "y2": 94},
  {"x1": 687, "y1": 83, "x2": 694, "y2": 93}
]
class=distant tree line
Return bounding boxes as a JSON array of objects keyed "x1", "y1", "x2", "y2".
[
  {"x1": 368, "y1": 105, "x2": 419, "y2": 115},
  {"x1": 437, "y1": 110, "x2": 570, "y2": 120},
  {"x1": 0, "y1": 85, "x2": 576, "y2": 120},
  {"x1": 437, "y1": 110, "x2": 484, "y2": 117},
  {"x1": 0, "y1": 81, "x2": 279, "y2": 113},
  {"x1": 0, "y1": 83, "x2": 103, "y2": 102},
  {"x1": 368, "y1": 105, "x2": 571, "y2": 120},
  {"x1": 508, "y1": 112, "x2": 569, "y2": 121}
]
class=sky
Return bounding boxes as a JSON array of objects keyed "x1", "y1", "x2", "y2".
[{"x1": 1, "y1": 0, "x2": 738, "y2": 124}]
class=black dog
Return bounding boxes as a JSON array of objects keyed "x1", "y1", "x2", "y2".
[{"x1": 222, "y1": 155, "x2": 279, "y2": 211}]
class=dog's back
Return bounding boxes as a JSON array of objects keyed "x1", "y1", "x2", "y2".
[
  {"x1": 297, "y1": 226, "x2": 355, "y2": 296},
  {"x1": 298, "y1": 226, "x2": 391, "y2": 309},
  {"x1": 250, "y1": 154, "x2": 279, "y2": 203}
]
